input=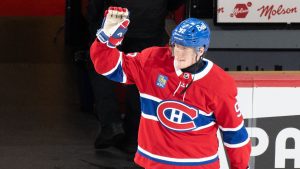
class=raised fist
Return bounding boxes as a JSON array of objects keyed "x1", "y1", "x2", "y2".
[{"x1": 96, "y1": 7, "x2": 130, "y2": 48}]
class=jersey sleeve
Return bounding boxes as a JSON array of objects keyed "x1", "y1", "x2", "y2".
[
  {"x1": 90, "y1": 39, "x2": 150, "y2": 85},
  {"x1": 213, "y1": 79, "x2": 251, "y2": 169}
]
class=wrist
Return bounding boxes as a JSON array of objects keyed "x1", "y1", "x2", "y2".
[
  {"x1": 96, "y1": 29, "x2": 118, "y2": 48},
  {"x1": 96, "y1": 29, "x2": 109, "y2": 44}
]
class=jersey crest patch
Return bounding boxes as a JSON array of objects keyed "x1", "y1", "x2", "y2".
[
  {"x1": 157, "y1": 100, "x2": 198, "y2": 131},
  {"x1": 156, "y1": 74, "x2": 168, "y2": 88}
]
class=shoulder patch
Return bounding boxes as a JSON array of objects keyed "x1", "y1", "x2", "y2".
[{"x1": 156, "y1": 74, "x2": 168, "y2": 88}]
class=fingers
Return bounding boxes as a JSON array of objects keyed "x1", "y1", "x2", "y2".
[
  {"x1": 121, "y1": 8, "x2": 129, "y2": 19},
  {"x1": 106, "y1": 6, "x2": 129, "y2": 19}
]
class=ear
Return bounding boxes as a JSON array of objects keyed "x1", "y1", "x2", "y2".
[
  {"x1": 196, "y1": 47, "x2": 205, "y2": 61},
  {"x1": 199, "y1": 47, "x2": 205, "y2": 56}
]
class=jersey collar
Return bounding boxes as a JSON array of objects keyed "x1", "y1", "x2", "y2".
[{"x1": 174, "y1": 58, "x2": 214, "y2": 81}]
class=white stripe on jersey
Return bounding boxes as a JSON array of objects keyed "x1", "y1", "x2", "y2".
[
  {"x1": 138, "y1": 145, "x2": 219, "y2": 163},
  {"x1": 102, "y1": 51, "x2": 122, "y2": 76},
  {"x1": 224, "y1": 137, "x2": 250, "y2": 148},
  {"x1": 193, "y1": 121, "x2": 216, "y2": 131},
  {"x1": 140, "y1": 93, "x2": 162, "y2": 102},
  {"x1": 141, "y1": 112, "x2": 158, "y2": 121},
  {"x1": 219, "y1": 121, "x2": 244, "y2": 132}
]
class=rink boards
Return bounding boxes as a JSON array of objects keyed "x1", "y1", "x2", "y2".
[{"x1": 219, "y1": 71, "x2": 300, "y2": 169}]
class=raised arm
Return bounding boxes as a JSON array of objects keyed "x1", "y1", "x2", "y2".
[{"x1": 90, "y1": 7, "x2": 152, "y2": 85}]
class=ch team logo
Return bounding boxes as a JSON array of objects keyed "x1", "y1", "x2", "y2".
[{"x1": 157, "y1": 101, "x2": 198, "y2": 131}]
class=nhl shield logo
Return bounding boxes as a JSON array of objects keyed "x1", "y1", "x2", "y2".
[{"x1": 156, "y1": 74, "x2": 168, "y2": 88}]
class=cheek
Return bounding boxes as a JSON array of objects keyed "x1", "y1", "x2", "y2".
[
  {"x1": 186, "y1": 58, "x2": 193, "y2": 65},
  {"x1": 173, "y1": 49, "x2": 182, "y2": 57}
]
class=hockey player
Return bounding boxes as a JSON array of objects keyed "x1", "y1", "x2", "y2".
[{"x1": 90, "y1": 7, "x2": 251, "y2": 169}]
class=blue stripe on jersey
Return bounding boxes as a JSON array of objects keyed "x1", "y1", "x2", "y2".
[
  {"x1": 105, "y1": 63, "x2": 124, "y2": 83},
  {"x1": 140, "y1": 96, "x2": 216, "y2": 128},
  {"x1": 137, "y1": 150, "x2": 219, "y2": 166},
  {"x1": 221, "y1": 126, "x2": 248, "y2": 145},
  {"x1": 140, "y1": 96, "x2": 159, "y2": 116},
  {"x1": 193, "y1": 113, "x2": 216, "y2": 128}
]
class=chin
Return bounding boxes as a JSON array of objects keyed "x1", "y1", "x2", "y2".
[
  {"x1": 178, "y1": 65, "x2": 188, "y2": 69},
  {"x1": 175, "y1": 61, "x2": 189, "y2": 69}
]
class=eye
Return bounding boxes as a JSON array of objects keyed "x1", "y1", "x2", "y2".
[{"x1": 179, "y1": 45, "x2": 184, "y2": 48}]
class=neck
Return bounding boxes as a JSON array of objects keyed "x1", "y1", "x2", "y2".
[{"x1": 181, "y1": 59, "x2": 205, "y2": 74}]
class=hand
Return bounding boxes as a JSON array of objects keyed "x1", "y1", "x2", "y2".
[{"x1": 96, "y1": 7, "x2": 130, "y2": 48}]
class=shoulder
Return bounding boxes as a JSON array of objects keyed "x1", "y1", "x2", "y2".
[
  {"x1": 212, "y1": 64, "x2": 235, "y2": 84},
  {"x1": 206, "y1": 62, "x2": 237, "y2": 95},
  {"x1": 127, "y1": 46, "x2": 172, "y2": 69},
  {"x1": 138, "y1": 46, "x2": 172, "y2": 62},
  {"x1": 141, "y1": 46, "x2": 171, "y2": 56}
]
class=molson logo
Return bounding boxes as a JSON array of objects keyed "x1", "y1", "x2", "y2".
[
  {"x1": 230, "y1": 2, "x2": 252, "y2": 18},
  {"x1": 257, "y1": 4, "x2": 298, "y2": 20}
]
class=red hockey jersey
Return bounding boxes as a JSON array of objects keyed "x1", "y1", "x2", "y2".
[{"x1": 90, "y1": 39, "x2": 251, "y2": 169}]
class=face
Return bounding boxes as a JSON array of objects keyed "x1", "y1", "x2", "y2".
[{"x1": 173, "y1": 44, "x2": 204, "y2": 69}]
